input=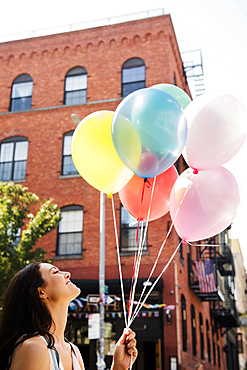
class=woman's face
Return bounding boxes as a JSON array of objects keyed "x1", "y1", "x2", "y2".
[{"x1": 39, "y1": 263, "x2": 80, "y2": 303}]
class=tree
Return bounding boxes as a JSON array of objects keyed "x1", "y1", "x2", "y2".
[{"x1": 0, "y1": 181, "x2": 62, "y2": 300}]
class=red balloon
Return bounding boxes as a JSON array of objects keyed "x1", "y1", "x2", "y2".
[{"x1": 119, "y1": 165, "x2": 178, "y2": 221}]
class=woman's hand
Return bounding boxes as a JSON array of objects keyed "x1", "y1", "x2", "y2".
[{"x1": 111, "y1": 328, "x2": 138, "y2": 370}]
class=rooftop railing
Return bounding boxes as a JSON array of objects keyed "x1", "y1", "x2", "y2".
[{"x1": 0, "y1": 8, "x2": 165, "y2": 43}]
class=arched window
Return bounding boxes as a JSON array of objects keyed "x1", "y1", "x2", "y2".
[
  {"x1": 61, "y1": 131, "x2": 78, "y2": 175},
  {"x1": 122, "y1": 58, "x2": 145, "y2": 97},
  {"x1": 0, "y1": 136, "x2": 28, "y2": 181},
  {"x1": 57, "y1": 205, "x2": 83, "y2": 256},
  {"x1": 181, "y1": 294, "x2": 187, "y2": 351},
  {"x1": 199, "y1": 312, "x2": 204, "y2": 360},
  {"x1": 10, "y1": 74, "x2": 33, "y2": 111},
  {"x1": 206, "y1": 319, "x2": 211, "y2": 363},
  {"x1": 191, "y1": 304, "x2": 197, "y2": 357},
  {"x1": 64, "y1": 66, "x2": 87, "y2": 105},
  {"x1": 120, "y1": 204, "x2": 147, "y2": 254}
]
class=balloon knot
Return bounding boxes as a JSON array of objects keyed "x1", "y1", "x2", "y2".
[
  {"x1": 182, "y1": 239, "x2": 187, "y2": 244},
  {"x1": 107, "y1": 193, "x2": 112, "y2": 199},
  {"x1": 193, "y1": 169, "x2": 198, "y2": 174},
  {"x1": 137, "y1": 217, "x2": 144, "y2": 222},
  {"x1": 144, "y1": 179, "x2": 152, "y2": 188}
]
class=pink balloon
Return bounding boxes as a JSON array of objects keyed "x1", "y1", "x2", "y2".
[
  {"x1": 169, "y1": 167, "x2": 240, "y2": 242},
  {"x1": 183, "y1": 92, "x2": 247, "y2": 171},
  {"x1": 119, "y1": 166, "x2": 178, "y2": 222}
]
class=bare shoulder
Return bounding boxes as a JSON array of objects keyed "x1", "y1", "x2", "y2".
[
  {"x1": 10, "y1": 336, "x2": 50, "y2": 370},
  {"x1": 71, "y1": 343, "x2": 85, "y2": 370}
]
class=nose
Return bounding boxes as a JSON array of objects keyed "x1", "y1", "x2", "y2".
[{"x1": 64, "y1": 271, "x2": 71, "y2": 280}]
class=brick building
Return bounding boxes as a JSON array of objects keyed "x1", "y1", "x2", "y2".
[{"x1": 0, "y1": 12, "x2": 239, "y2": 370}]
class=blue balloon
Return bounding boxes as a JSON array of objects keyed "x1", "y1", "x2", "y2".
[
  {"x1": 112, "y1": 88, "x2": 187, "y2": 178},
  {"x1": 150, "y1": 83, "x2": 191, "y2": 109}
]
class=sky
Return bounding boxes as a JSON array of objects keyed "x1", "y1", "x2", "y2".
[{"x1": 1, "y1": 0, "x2": 247, "y2": 265}]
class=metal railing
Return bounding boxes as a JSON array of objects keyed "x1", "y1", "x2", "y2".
[{"x1": 0, "y1": 8, "x2": 165, "y2": 43}]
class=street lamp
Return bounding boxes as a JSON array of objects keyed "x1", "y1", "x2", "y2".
[
  {"x1": 97, "y1": 191, "x2": 106, "y2": 370},
  {"x1": 71, "y1": 114, "x2": 106, "y2": 369}
]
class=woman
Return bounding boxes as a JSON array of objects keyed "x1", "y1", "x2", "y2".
[{"x1": 0, "y1": 262, "x2": 137, "y2": 370}]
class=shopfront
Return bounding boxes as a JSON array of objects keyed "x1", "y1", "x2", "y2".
[{"x1": 68, "y1": 278, "x2": 164, "y2": 370}]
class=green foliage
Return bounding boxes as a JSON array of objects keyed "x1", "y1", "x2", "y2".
[{"x1": 0, "y1": 182, "x2": 61, "y2": 299}]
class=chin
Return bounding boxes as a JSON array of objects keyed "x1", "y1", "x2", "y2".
[{"x1": 72, "y1": 285, "x2": 81, "y2": 299}]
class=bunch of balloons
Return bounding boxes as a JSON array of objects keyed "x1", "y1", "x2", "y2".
[{"x1": 71, "y1": 84, "x2": 247, "y2": 242}]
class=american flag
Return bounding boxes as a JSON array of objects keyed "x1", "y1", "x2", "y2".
[{"x1": 195, "y1": 260, "x2": 217, "y2": 293}]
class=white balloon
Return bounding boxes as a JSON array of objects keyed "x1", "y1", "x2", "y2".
[{"x1": 183, "y1": 91, "x2": 247, "y2": 171}]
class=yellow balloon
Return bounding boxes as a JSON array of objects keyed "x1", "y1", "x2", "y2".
[{"x1": 71, "y1": 110, "x2": 134, "y2": 196}]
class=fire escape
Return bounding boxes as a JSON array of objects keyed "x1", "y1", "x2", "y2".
[
  {"x1": 188, "y1": 231, "x2": 240, "y2": 330},
  {"x1": 182, "y1": 49, "x2": 205, "y2": 98}
]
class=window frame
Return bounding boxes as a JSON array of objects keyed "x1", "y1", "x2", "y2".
[
  {"x1": 181, "y1": 294, "x2": 187, "y2": 352},
  {"x1": 191, "y1": 304, "x2": 197, "y2": 357},
  {"x1": 0, "y1": 136, "x2": 28, "y2": 181},
  {"x1": 206, "y1": 319, "x2": 211, "y2": 363},
  {"x1": 120, "y1": 204, "x2": 148, "y2": 255},
  {"x1": 64, "y1": 66, "x2": 87, "y2": 106},
  {"x1": 61, "y1": 131, "x2": 78, "y2": 176},
  {"x1": 10, "y1": 74, "x2": 33, "y2": 112},
  {"x1": 121, "y1": 57, "x2": 146, "y2": 98},
  {"x1": 57, "y1": 205, "x2": 84, "y2": 257},
  {"x1": 199, "y1": 312, "x2": 204, "y2": 360}
]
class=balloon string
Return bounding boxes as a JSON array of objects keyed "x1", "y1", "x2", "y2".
[
  {"x1": 129, "y1": 179, "x2": 146, "y2": 320},
  {"x1": 127, "y1": 177, "x2": 156, "y2": 326},
  {"x1": 187, "y1": 242, "x2": 219, "y2": 247},
  {"x1": 129, "y1": 241, "x2": 182, "y2": 327},
  {"x1": 130, "y1": 353, "x2": 133, "y2": 370},
  {"x1": 111, "y1": 195, "x2": 127, "y2": 328},
  {"x1": 130, "y1": 174, "x2": 193, "y2": 325},
  {"x1": 127, "y1": 221, "x2": 145, "y2": 326},
  {"x1": 131, "y1": 215, "x2": 175, "y2": 320},
  {"x1": 135, "y1": 178, "x2": 146, "y2": 245}
]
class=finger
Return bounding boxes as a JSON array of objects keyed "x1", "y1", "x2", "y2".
[
  {"x1": 126, "y1": 332, "x2": 136, "y2": 341},
  {"x1": 125, "y1": 330, "x2": 136, "y2": 343},
  {"x1": 127, "y1": 338, "x2": 136, "y2": 348},
  {"x1": 128, "y1": 347, "x2": 138, "y2": 358}
]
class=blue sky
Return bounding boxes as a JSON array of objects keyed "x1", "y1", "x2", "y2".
[{"x1": 1, "y1": 0, "x2": 247, "y2": 265}]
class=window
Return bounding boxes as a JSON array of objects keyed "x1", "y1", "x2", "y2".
[
  {"x1": 212, "y1": 325, "x2": 216, "y2": 365},
  {"x1": 181, "y1": 294, "x2": 187, "y2": 351},
  {"x1": 206, "y1": 319, "x2": 211, "y2": 363},
  {"x1": 169, "y1": 356, "x2": 178, "y2": 370},
  {"x1": 62, "y1": 132, "x2": 78, "y2": 175},
  {"x1": 179, "y1": 239, "x2": 184, "y2": 261},
  {"x1": 173, "y1": 72, "x2": 177, "y2": 86},
  {"x1": 0, "y1": 136, "x2": 28, "y2": 181},
  {"x1": 64, "y1": 67, "x2": 87, "y2": 105},
  {"x1": 217, "y1": 345, "x2": 221, "y2": 368},
  {"x1": 191, "y1": 305, "x2": 197, "y2": 357},
  {"x1": 199, "y1": 312, "x2": 204, "y2": 360},
  {"x1": 7, "y1": 224, "x2": 21, "y2": 247},
  {"x1": 57, "y1": 205, "x2": 83, "y2": 256},
  {"x1": 122, "y1": 58, "x2": 145, "y2": 97},
  {"x1": 120, "y1": 205, "x2": 147, "y2": 253},
  {"x1": 10, "y1": 74, "x2": 33, "y2": 111}
]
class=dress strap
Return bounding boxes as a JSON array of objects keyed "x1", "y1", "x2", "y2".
[
  {"x1": 65, "y1": 338, "x2": 77, "y2": 357},
  {"x1": 40, "y1": 336, "x2": 60, "y2": 369}
]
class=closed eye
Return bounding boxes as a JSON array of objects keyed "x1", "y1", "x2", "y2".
[{"x1": 53, "y1": 269, "x2": 59, "y2": 274}]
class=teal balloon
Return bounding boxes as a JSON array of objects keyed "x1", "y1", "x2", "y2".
[
  {"x1": 112, "y1": 88, "x2": 187, "y2": 178},
  {"x1": 150, "y1": 83, "x2": 191, "y2": 109}
]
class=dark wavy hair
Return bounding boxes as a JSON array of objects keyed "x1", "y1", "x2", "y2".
[{"x1": 0, "y1": 262, "x2": 55, "y2": 369}]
